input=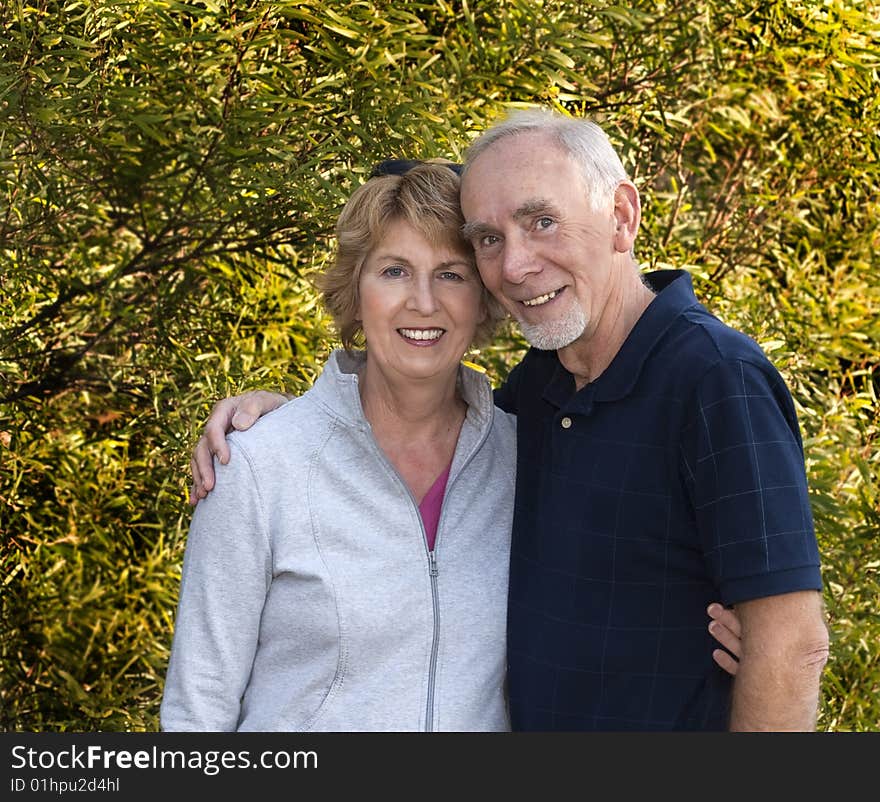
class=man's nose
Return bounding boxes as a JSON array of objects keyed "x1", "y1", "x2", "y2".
[
  {"x1": 406, "y1": 276, "x2": 439, "y2": 314},
  {"x1": 500, "y1": 238, "x2": 538, "y2": 285}
]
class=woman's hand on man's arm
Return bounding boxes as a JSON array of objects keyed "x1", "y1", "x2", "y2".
[{"x1": 708, "y1": 603, "x2": 742, "y2": 676}]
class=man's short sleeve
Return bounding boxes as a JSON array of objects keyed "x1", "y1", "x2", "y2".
[{"x1": 680, "y1": 358, "x2": 822, "y2": 605}]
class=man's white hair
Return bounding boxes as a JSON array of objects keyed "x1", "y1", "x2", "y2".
[{"x1": 461, "y1": 107, "x2": 629, "y2": 211}]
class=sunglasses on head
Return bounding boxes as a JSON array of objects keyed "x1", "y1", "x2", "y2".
[{"x1": 369, "y1": 159, "x2": 463, "y2": 178}]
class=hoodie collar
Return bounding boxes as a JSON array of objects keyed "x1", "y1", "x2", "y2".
[{"x1": 311, "y1": 349, "x2": 495, "y2": 430}]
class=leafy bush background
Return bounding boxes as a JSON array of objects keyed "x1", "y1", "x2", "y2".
[{"x1": 1, "y1": 0, "x2": 877, "y2": 731}]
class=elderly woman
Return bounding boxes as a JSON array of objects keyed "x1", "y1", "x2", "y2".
[{"x1": 160, "y1": 163, "x2": 515, "y2": 731}]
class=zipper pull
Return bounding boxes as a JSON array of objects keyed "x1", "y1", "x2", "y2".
[{"x1": 429, "y1": 551, "x2": 439, "y2": 577}]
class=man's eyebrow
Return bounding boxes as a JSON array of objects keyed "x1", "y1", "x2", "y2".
[
  {"x1": 513, "y1": 199, "x2": 557, "y2": 220},
  {"x1": 460, "y1": 221, "x2": 493, "y2": 241},
  {"x1": 461, "y1": 199, "x2": 561, "y2": 240}
]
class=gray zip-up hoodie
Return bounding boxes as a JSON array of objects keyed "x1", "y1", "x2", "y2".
[{"x1": 160, "y1": 350, "x2": 516, "y2": 732}]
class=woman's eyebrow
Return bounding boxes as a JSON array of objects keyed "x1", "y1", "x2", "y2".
[
  {"x1": 371, "y1": 252, "x2": 412, "y2": 264},
  {"x1": 372, "y1": 254, "x2": 473, "y2": 270}
]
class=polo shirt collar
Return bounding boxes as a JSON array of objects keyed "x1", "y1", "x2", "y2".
[{"x1": 542, "y1": 269, "x2": 701, "y2": 410}]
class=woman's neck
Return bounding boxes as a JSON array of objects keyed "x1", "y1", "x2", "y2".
[
  {"x1": 358, "y1": 360, "x2": 467, "y2": 503},
  {"x1": 358, "y1": 362, "x2": 465, "y2": 439}
]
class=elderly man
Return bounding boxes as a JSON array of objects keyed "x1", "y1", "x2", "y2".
[{"x1": 189, "y1": 109, "x2": 828, "y2": 731}]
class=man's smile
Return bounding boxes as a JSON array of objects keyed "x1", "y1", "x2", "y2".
[{"x1": 521, "y1": 288, "x2": 564, "y2": 308}]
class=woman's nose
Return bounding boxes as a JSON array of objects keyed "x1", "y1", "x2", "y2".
[{"x1": 406, "y1": 277, "x2": 439, "y2": 315}]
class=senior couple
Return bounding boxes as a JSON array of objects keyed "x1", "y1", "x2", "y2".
[{"x1": 160, "y1": 108, "x2": 828, "y2": 732}]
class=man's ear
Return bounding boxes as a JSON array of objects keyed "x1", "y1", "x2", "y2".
[{"x1": 612, "y1": 181, "x2": 641, "y2": 253}]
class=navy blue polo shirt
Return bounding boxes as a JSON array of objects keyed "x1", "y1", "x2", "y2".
[{"x1": 495, "y1": 269, "x2": 822, "y2": 731}]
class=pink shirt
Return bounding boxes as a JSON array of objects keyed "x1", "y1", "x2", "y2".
[{"x1": 418, "y1": 463, "x2": 451, "y2": 551}]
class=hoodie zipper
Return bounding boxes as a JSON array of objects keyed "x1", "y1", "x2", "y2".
[
  {"x1": 425, "y1": 550, "x2": 440, "y2": 731},
  {"x1": 359, "y1": 401, "x2": 494, "y2": 732},
  {"x1": 418, "y1": 411, "x2": 491, "y2": 732}
]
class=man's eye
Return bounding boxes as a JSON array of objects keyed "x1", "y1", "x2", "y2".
[
  {"x1": 537, "y1": 216, "x2": 554, "y2": 229},
  {"x1": 480, "y1": 234, "x2": 500, "y2": 247}
]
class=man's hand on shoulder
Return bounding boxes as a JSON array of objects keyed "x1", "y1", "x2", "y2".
[{"x1": 189, "y1": 390, "x2": 291, "y2": 505}]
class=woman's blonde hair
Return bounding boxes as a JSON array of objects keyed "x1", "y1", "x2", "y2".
[{"x1": 317, "y1": 161, "x2": 505, "y2": 350}]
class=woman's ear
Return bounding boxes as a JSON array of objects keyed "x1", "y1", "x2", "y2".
[{"x1": 612, "y1": 181, "x2": 641, "y2": 253}]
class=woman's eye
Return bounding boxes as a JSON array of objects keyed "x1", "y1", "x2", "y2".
[
  {"x1": 439, "y1": 271, "x2": 464, "y2": 281},
  {"x1": 382, "y1": 266, "x2": 405, "y2": 277}
]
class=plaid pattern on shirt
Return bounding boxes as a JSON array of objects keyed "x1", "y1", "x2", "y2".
[{"x1": 496, "y1": 270, "x2": 822, "y2": 731}]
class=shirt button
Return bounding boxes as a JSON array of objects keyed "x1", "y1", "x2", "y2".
[{"x1": 560, "y1": 416, "x2": 572, "y2": 429}]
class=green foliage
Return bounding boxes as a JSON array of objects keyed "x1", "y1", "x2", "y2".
[{"x1": 2, "y1": 0, "x2": 877, "y2": 731}]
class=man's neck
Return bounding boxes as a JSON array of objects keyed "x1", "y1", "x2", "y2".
[{"x1": 557, "y1": 274, "x2": 656, "y2": 391}]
